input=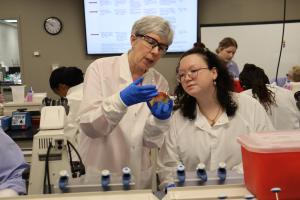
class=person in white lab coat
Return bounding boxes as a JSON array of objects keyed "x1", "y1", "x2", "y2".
[
  {"x1": 49, "y1": 66, "x2": 84, "y2": 154},
  {"x1": 79, "y1": 15, "x2": 174, "y2": 189},
  {"x1": 157, "y1": 47, "x2": 274, "y2": 191},
  {"x1": 239, "y1": 63, "x2": 300, "y2": 130}
]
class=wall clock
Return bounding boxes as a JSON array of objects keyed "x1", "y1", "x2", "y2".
[{"x1": 44, "y1": 17, "x2": 62, "y2": 35}]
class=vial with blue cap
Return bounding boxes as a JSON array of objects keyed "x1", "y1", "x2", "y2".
[
  {"x1": 176, "y1": 163, "x2": 185, "y2": 185},
  {"x1": 101, "y1": 169, "x2": 110, "y2": 190},
  {"x1": 58, "y1": 170, "x2": 69, "y2": 192},
  {"x1": 217, "y1": 162, "x2": 227, "y2": 182},
  {"x1": 122, "y1": 166, "x2": 131, "y2": 189},
  {"x1": 196, "y1": 163, "x2": 207, "y2": 182}
]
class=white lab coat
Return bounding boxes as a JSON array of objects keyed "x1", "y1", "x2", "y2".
[
  {"x1": 64, "y1": 83, "x2": 83, "y2": 159},
  {"x1": 242, "y1": 84, "x2": 300, "y2": 130},
  {"x1": 157, "y1": 93, "x2": 274, "y2": 189},
  {"x1": 79, "y1": 53, "x2": 170, "y2": 188}
]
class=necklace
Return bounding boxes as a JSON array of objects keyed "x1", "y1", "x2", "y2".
[{"x1": 205, "y1": 106, "x2": 222, "y2": 126}]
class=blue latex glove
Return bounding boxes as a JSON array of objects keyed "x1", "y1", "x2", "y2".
[
  {"x1": 147, "y1": 99, "x2": 173, "y2": 120},
  {"x1": 120, "y1": 77, "x2": 158, "y2": 106}
]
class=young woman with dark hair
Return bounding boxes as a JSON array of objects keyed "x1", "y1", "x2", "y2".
[
  {"x1": 157, "y1": 47, "x2": 273, "y2": 191},
  {"x1": 240, "y1": 63, "x2": 300, "y2": 130}
]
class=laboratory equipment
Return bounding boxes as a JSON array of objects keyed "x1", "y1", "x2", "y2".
[
  {"x1": 28, "y1": 106, "x2": 71, "y2": 194},
  {"x1": 0, "y1": 116, "x2": 11, "y2": 131},
  {"x1": 172, "y1": 164, "x2": 243, "y2": 187},
  {"x1": 101, "y1": 169, "x2": 111, "y2": 190},
  {"x1": 58, "y1": 170, "x2": 69, "y2": 192},
  {"x1": 29, "y1": 106, "x2": 137, "y2": 194},
  {"x1": 237, "y1": 131, "x2": 300, "y2": 199},
  {"x1": 196, "y1": 163, "x2": 207, "y2": 182},
  {"x1": 11, "y1": 108, "x2": 32, "y2": 130},
  {"x1": 176, "y1": 164, "x2": 186, "y2": 185},
  {"x1": 217, "y1": 162, "x2": 227, "y2": 182},
  {"x1": 122, "y1": 167, "x2": 131, "y2": 189}
]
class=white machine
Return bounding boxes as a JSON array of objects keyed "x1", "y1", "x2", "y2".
[
  {"x1": 28, "y1": 106, "x2": 135, "y2": 195},
  {"x1": 28, "y1": 106, "x2": 72, "y2": 194}
]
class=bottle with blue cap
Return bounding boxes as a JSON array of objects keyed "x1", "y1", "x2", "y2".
[
  {"x1": 196, "y1": 163, "x2": 207, "y2": 182},
  {"x1": 122, "y1": 166, "x2": 131, "y2": 189},
  {"x1": 176, "y1": 163, "x2": 185, "y2": 184},
  {"x1": 58, "y1": 170, "x2": 69, "y2": 192},
  {"x1": 101, "y1": 169, "x2": 110, "y2": 190},
  {"x1": 217, "y1": 162, "x2": 227, "y2": 182}
]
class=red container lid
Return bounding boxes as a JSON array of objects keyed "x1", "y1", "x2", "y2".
[{"x1": 237, "y1": 131, "x2": 300, "y2": 153}]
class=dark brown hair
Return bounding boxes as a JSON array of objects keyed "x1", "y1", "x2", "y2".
[{"x1": 239, "y1": 63, "x2": 276, "y2": 113}]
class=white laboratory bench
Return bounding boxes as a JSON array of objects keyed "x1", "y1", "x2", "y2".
[
  {"x1": 3, "y1": 101, "x2": 42, "y2": 116},
  {"x1": 0, "y1": 185, "x2": 253, "y2": 200},
  {"x1": 2, "y1": 190, "x2": 158, "y2": 200},
  {"x1": 163, "y1": 184, "x2": 252, "y2": 200}
]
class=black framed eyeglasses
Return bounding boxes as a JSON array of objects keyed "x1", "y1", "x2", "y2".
[
  {"x1": 177, "y1": 67, "x2": 209, "y2": 82},
  {"x1": 135, "y1": 34, "x2": 169, "y2": 54}
]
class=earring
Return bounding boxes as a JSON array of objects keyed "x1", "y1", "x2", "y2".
[{"x1": 213, "y1": 80, "x2": 216, "y2": 85}]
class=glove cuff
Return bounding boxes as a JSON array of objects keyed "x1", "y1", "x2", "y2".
[{"x1": 119, "y1": 92, "x2": 129, "y2": 107}]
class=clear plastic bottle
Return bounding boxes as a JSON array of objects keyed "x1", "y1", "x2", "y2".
[{"x1": 26, "y1": 87, "x2": 33, "y2": 102}]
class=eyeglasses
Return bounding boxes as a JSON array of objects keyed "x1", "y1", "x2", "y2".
[
  {"x1": 177, "y1": 67, "x2": 209, "y2": 82},
  {"x1": 135, "y1": 34, "x2": 169, "y2": 54}
]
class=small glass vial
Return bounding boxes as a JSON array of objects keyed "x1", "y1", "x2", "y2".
[
  {"x1": 58, "y1": 170, "x2": 69, "y2": 192},
  {"x1": 101, "y1": 169, "x2": 110, "y2": 188},
  {"x1": 196, "y1": 163, "x2": 207, "y2": 182},
  {"x1": 122, "y1": 166, "x2": 131, "y2": 188},
  {"x1": 217, "y1": 162, "x2": 227, "y2": 182},
  {"x1": 176, "y1": 163, "x2": 185, "y2": 184}
]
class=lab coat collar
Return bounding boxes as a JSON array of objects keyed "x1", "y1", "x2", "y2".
[{"x1": 66, "y1": 83, "x2": 83, "y2": 96}]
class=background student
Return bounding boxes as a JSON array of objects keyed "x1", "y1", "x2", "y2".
[
  {"x1": 216, "y1": 37, "x2": 239, "y2": 78},
  {"x1": 239, "y1": 63, "x2": 300, "y2": 130},
  {"x1": 49, "y1": 66, "x2": 84, "y2": 157}
]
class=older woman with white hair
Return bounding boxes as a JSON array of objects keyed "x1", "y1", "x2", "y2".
[{"x1": 79, "y1": 15, "x2": 174, "y2": 188}]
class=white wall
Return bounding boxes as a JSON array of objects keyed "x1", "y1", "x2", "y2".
[{"x1": 201, "y1": 22, "x2": 300, "y2": 80}]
